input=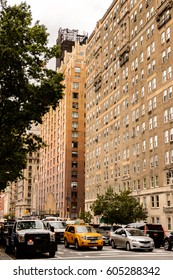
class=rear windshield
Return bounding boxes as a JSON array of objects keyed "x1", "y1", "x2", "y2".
[{"x1": 146, "y1": 224, "x2": 163, "y2": 230}]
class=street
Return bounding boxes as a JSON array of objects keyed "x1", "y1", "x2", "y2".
[
  {"x1": 53, "y1": 243, "x2": 173, "y2": 260},
  {"x1": 2, "y1": 243, "x2": 173, "y2": 260}
]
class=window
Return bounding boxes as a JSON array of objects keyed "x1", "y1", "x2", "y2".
[
  {"x1": 156, "y1": 195, "x2": 159, "y2": 207},
  {"x1": 72, "y1": 122, "x2": 78, "y2": 128},
  {"x1": 161, "y1": 31, "x2": 165, "y2": 44},
  {"x1": 73, "y1": 92, "x2": 78, "y2": 99},
  {"x1": 147, "y1": 45, "x2": 150, "y2": 58},
  {"x1": 170, "y1": 107, "x2": 173, "y2": 120},
  {"x1": 166, "y1": 26, "x2": 170, "y2": 40},
  {"x1": 75, "y1": 67, "x2": 81, "y2": 73},
  {"x1": 167, "y1": 217, "x2": 171, "y2": 231},
  {"x1": 165, "y1": 130, "x2": 169, "y2": 143},
  {"x1": 170, "y1": 128, "x2": 173, "y2": 142},
  {"x1": 149, "y1": 137, "x2": 153, "y2": 150},
  {"x1": 162, "y1": 70, "x2": 166, "y2": 82},
  {"x1": 149, "y1": 118, "x2": 152, "y2": 130},
  {"x1": 72, "y1": 151, "x2": 78, "y2": 158},
  {"x1": 72, "y1": 171, "x2": 78, "y2": 178},
  {"x1": 72, "y1": 141, "x2": 78, "y2": 148},
  {"x1": 72, "y1": 162, "x2": 78, "y2": 168},
  {"x1": 143, "y1": 177, "x2": 147, "y2": 189},
  {"x1": 141, "y1": 86, "x2": 145, "y2": 98},
  {"x1": 168, "y1": 86, "x2": 173, "y2": 99},
  {"x1": 166, "y1": 194, "x2": 171, "y2": 206},
  {"x1": 153, "y1": 116, "x2": 157, "y2": 128},
  {"x1": 71, "y1": 182, "x2": 78, "y2": 188},
  {"x1": 151, "y1": 196, "x2": 154, "y2": 207},
  {"x1": 150, "y1": 176, "x2": 154, "y2": 188},
  {"x1": 154, "y1": 155, "x2": 158, "y2": 167},
  {"x1": 165, "y1": 151, "x2": 169, "y2": 164},
  {"x1": 168, "y1": 66, "x2": 172, "y2": 79},
  {"x1": 72, "y1": 131, "x2": 78, "y2": 138},
  {"x1": 72, "y1": 112, "x2": 78, "y2": 118},
  {"x1": 162, "y1": 50, "x2": 166, "y2": 63},
  {"x1": 72, "y1": 102, "x2": 78, "y2": 109},
  {"x1": 73, "y1": 82, "x2": 79, "y2": 89},
  {"x1": 154, "y1": 135, "x2": 158, "y2": 147},
  {"x1": 71, "y1": 192, "x2": 77, "y2": 199},
  {"x1": 151, "y1": 42, "x2": 155, "y2": 53},
  {"x1": 167, "y1": 46, "x2": 171, "y2": 58}
]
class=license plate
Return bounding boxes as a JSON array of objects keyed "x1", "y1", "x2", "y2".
[{"x1": 90, "y1": 240, "x2": 96, "y2": 243}]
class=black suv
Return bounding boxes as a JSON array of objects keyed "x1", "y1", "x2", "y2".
[
  {"x1": 125, "y1": 222, "x2": 165, "y2": 248},
  {"x1": 163, "y1": 232, "x2": 173, "y2": 251}
]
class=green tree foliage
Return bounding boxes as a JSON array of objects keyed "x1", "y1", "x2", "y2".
[
  {"x1": 79, "y1": 211, "x2": 93, "y2": 224},
  {"x1": 0, "y1": 1, "x2": 64, "y2": 190},
  {"x1": 91, "y1": 187, "x2": 147, "y2": 225}
]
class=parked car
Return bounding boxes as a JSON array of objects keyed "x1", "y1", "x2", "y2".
[
  {"x1": 96, "y1": 228, "x2": 110, "y2": 245},
  {"x1": 64, "y1": 223, "x2": 103, "y2": 250},
  {"x1": 163, "y1": 232, "x2": 173, "y2": 251},
  {"x1": 0, "y1": 219, "x2": 15, "y2": 247},
  {"x1": 46, "y1": 221, "x2": 67, "y2": 243},
  {"x1": 5, "y1": 219, "x2": 57, "y2": 258},
  {"x1": 110, "y1": 227, "x2": 155, "y2": 251},
  {"x1": 125, "y1": 222, "x2": 165, "y2": 248},
  {"x1": 98, "y1": 224, "x2": 124, "y2": 238}
]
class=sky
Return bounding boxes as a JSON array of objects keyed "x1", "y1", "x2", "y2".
[{"x1": 7, "y1": 0, "x2": 113, "y2": 69}]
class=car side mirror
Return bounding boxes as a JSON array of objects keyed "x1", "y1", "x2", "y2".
[{"x1": 122, "y1": 233, "x2": 126, "y2": 237}]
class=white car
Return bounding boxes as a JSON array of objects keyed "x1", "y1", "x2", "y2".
[
  {"x1": 110, "y1": 227, "x2": 155, "y2": 251},
  {"x1": 46, "y1": 221, "x2": 67, "y2": 243}
]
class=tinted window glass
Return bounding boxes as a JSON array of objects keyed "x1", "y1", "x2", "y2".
[{"x1": 146, "y1": 224, "x2": 163, "y2": 230}]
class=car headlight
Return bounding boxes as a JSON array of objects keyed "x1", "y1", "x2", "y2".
[
  {"x1": 131, "y1": 239, "x2": 138, "y2": 242},
  {"x1": 18, "y1": 235, "x2": 25, "y2": 243},
  {"x1": 80, "y1": 236, "x2": 87, "y2": 240},
  {"x1": 50, "y1": 232, "x2": 55, "y2": 241}
]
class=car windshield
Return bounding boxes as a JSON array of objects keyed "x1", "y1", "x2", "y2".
[
  {"x1": 127, "y1": 229, "x2": 144, "y2": 236},
  {"x1": 76, "y1": 226, "x2": 96, "y2": 233},
  {"x1": 49, "y1": 222, "x2": 66, "y2": 229},
  {"x1": 17, "y1": 220, "x2": 44, "y2": 230}
]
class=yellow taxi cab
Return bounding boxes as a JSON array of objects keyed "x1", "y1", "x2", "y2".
[{"x1": 64, "y1": 220, "x2": 103, "y2": 250}]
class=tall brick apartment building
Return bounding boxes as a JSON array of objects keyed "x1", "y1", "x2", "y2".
[
  {"x1": 38, "y1": 33, "x2": 86, "y2": 219},
  {"x1": 85, "y1": 0, "x2": 173, "y2": 230}
]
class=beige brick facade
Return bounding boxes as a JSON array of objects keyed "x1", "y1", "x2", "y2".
[{"x1": 85, "y1": 0, "x2": 173, "y2": 232}]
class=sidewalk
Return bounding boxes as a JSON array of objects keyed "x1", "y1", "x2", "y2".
[{"x1": 0, "y1": 246, "x2": 13, "y2": 260}]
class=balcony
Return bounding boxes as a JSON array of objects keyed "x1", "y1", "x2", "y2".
[
  {"x1": 163, "y1": 206, "x2": 173, "y2": 213},
  {"x1": 157, "y1": 14, "x2": 171, "y2": 29},
  {"x1": 119, "y1": 54, "x2": 129, "y2": 67},
  {"x1": 156, "y1": 0, "x2": 173, "y2": 18}
]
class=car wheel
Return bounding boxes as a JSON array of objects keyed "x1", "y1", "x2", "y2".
[
  {"x1": 64, "y1": 238, "x2": 69, "y2": 248},
  {"x1": 126, "y1": 242, "x2": 131, "y2": 251},
  {"x1": 75, "y1": 240, "x2": 80, "y2": 250},
  {"x1": 164, "y1": 240, "x2": 172, "y2": 251},
  {"x1": 111, "y1": 240, "x2": 116, "y2": 249},
  {"x1": 14, "y1": 246, "x2": 22, "y2": 259},
  {"x1": 49, "y1": 251, "x2": 56, "y2": 258},
  {"x1": 97, "y1": 246, "x2": 103, "y2": 250}
]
